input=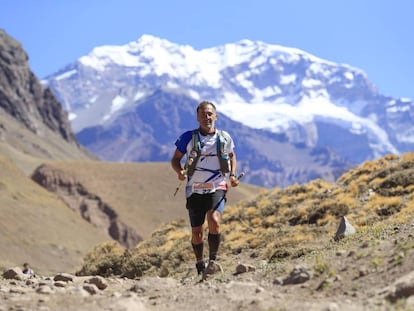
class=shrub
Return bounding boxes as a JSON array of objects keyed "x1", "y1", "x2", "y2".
[{"x1": 77, "y1": 241, "x2": 124, "y2": 276}]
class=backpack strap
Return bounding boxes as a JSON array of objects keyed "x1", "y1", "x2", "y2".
[
  {"x1": 186, "y1": 129, "x2": 200, "y2": 176},
  {"x1": 216, "y1": 130, "x2": 231, "y2": 174},
  {"x1": 187, "y1": 129, "x2": 231, "y2": 176},
  {"x1": 191, "y1": 129, "x2": 200, "y2": 153}
]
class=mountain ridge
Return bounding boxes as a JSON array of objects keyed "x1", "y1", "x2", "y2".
[{"x1": 44, "y1": 34, "x2": 414, "y2": 187}]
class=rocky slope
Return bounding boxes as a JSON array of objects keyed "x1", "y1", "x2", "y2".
[
  {"x1": 74, "y1": 152, "x2": 414, "y2": 310},
  {"x1": 0, "y1": 29, "x2": 94, "y2": 176},
  {"x1": 31, "y1": 164, "x2": 143, "y2": 249},
  {"x1": 2, "y1": 233, "x2": 414, "y2": 311},
  {"x1": 0, "y1": 29, "x2": 75, "y2": 143}
]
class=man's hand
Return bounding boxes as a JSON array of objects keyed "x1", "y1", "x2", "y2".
[
  {"x1": 178, "y1": 170, "x2": 186, "y2": 181},
  {"x1": 230, "y1": 175, "x2": 239, "y2": 187}
]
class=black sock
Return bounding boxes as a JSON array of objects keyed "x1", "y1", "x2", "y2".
[
  {"x1": 208, "y1": 233, "x2": 221, "y2": 261},
  {"x1": 192, "y1": 242, "x2": 204, "y2": 262}
]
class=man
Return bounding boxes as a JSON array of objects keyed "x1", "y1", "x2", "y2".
[
  {"x1": 171, "y1": 101, "x2": 239, "y2": 276},
  {"x1": 22, "y1": 262, "x2": 34, "y2": 275}
]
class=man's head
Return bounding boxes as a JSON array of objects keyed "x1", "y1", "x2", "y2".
[
  {"x1": 197, "y1": 101, "x2": 217, "y2": 114},
  {"x1": 197, "y1": 101, "x2": 217, "y2": 133}
]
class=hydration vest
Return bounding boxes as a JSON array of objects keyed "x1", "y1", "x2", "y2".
[{"x1": 186, "y1": 129, "x2": 231, "y2": 176}]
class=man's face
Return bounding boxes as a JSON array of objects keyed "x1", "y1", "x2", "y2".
[{"x1": 197, "y1": 104, "x2": 217, "y2": 131}]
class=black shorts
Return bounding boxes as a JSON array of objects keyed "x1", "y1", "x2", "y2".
[{"x1": 186, "y1": 190, "x2": 226, "y2": 227}]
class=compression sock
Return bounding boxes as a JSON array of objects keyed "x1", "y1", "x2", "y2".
[
  {"x1": 208, "y1": 233, "x2": 221, "y2": 261},
  {"x1": 192, "y1": 242, "x2": 204, "y2": 262}
]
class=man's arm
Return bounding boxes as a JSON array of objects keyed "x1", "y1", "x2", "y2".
[
  {"x1": 171, "y1": 148, "x2": 186, "y2": 181},
  {"x1": 229, "y1": 151, "x2": 239, "y2": 187}
]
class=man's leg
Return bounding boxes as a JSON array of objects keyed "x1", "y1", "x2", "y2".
[
  {"x1": 191, "y1": 225, "x2": 204, "y2": 259},
  {"x1": 192, "y1": 225, "x2": 205, "y2": 274},
  {"x1": 204, "y1": 209, "x2": 224, "y2": 276},
  {"x1": 203, "y1": 193, "x2": 226, "y2": 277},
  {"x1": 206, "y1": 210, "x2": 221, "y2": 261},
  {"x1": 187, "y1": 194, "x2": 208, "y2": 275}
]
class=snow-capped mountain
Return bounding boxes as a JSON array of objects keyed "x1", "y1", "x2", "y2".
[{"x1": 44, "y1": 35, "x2": 414, "y2": 187}]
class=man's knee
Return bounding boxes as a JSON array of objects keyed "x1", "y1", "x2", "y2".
[
  {"x1": 191, "y1": 227, "x2": 203, "y2": 243},
  {"x1": 208, "y1": 210, "x2": 221, "y2": 224}
]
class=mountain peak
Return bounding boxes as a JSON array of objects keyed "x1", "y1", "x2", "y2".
[
  {"x1": 44, "y1": 35, "x2": 414, "y2": 187},
  {"x1": 135, "y1": 34, "x2": 175, "y2": 47}
]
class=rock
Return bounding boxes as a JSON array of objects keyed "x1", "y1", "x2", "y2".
[
  {"x1": 334, "y1": 216, "x2": 356, "y2": 241},
  {"x1": 384, "y1": 270, "x2": 414, "y2": 302},
  {"x1": 36, "y1": 285, "x2": 54, "y2": 294},
  {"x1": 283, "y1": 265, "x2": 312, "y2": 285},
  {"x1": 2, "y1": 267, "x2": 26, "y2": 280},
  {"x1": 54, "y1": 281, "x2": 67, "y2": 288},
  {"x1": 204, "y1": 260, "x2": 223, "y2": 276},
  {"x1": 85, "y1": 276, "x2": 108, "y2": 290},
  {"x1": 273, "y1": 277, "x2": 284, "y2": 285},
  {"x1": 83, "y1": 283, "x2": 99, "y2": 295},
  {"x1": 235, "y1": 263, "x2": 256, "y2": 274},
  {"x1": 159, "y1": 266, "x2": 169, "y2": 278},
  {"x1": 53, "y1": 273, "x2": 76, "y2": 282}
]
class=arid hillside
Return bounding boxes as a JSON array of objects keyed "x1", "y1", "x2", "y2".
[
  {"x1": 31, "y1": 160, "x2": 262, "y2": 241},
  {"x1": 68, "y1": 152, "x2": 414, "y2": 310},
  {"x1": 0, "y1": 157, "x2": 263, "y2": 275},
  {"x1": 1, "y1": 153, "x2": 413, "y2": 311},
  {"x1": 80, "y1": 153, "x2": 414, "y2": 278},
  {"x1": 0, "y1": 156, "x2": 109, "y2": 274}
]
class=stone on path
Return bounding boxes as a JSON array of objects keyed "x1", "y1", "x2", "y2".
[{"x1": 334, "y1": 216, "x2": 356, "y2": 241}]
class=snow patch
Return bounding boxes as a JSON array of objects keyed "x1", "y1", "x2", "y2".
[
  {"x1": 187, "y1": 89, "x2": 201, "y2": 100},
  {"x1": 302, "y1": 78, "x2": 322, "y2": 88},
  {"x1": 102, "y1": 95, "x2": 127, "y2": 122},
  {"x1": 134, "y1": 91, "x2": 146, "y2": 101},
  {"x1": 90, "y1": 95, "x2": 98, "y2": 103},
  {"x1": 344, "y1": 72, "x2": 354, "y2": 80},
  {"x1": 387, "y1": 105, "x2": 410, "y2": 113},
  {"x1": 55, "y1": 69, "x2": 77, "y2": 81},
  {"x1": 68, "y1": 112, "x2": 77, "y2": 121},
  {"x1": 280, "y1": 74, "x2": 296, "y2": 84}
]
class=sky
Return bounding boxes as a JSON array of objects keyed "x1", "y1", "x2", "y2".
[{"x1": 1, "y1": 0, "x2": 413, "y2": 100}]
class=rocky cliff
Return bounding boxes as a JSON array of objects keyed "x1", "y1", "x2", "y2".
[
  {"x1": 0, "y1": 29, "x2": 75, "y2": 143},
  {"x1": 31, "y1": 164, "x2": 143, "y2": 248}
]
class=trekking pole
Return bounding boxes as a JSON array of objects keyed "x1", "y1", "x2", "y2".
[
  {"x1": 173, "y1": 178, "x2": 185, "y2": 196},
  {"x1": 236, "y1": 172, "x2": 245, "y2": 181},
  {"x1": 232, "y1": 172, "x2": 245, "y2": 186},
  {"x1": 173, "y1": 156, "x2": 195, "y2": 196}
]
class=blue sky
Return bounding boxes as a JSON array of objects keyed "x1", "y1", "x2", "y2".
[{"x1": 1, "y1": 0, "x2": 413, "y2": 99}]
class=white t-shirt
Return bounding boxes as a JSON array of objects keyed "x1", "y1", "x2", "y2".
[{"x1": 175, "y1": 129, "x2": 235, "y2": 198}]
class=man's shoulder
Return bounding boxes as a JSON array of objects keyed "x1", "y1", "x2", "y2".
[
  {"x1": 175, "y1": 130, "x2": 194, "y2": 147},
  {"x1": 217, "y1": 129, "x2": 232, "y2": 140},
  {"x1": 178, "y1": 130, "x2": 195, "y2": 138}
]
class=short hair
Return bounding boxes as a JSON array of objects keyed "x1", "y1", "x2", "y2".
[{"x1": 197, "y1": 101, "x2": 216, "y2": 113}]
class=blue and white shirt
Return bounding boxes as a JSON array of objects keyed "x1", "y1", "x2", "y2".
[{"x1": 175, "y1": 129, "x2": 235, "y2": 198}]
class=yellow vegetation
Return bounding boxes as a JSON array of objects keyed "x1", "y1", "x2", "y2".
[{"x1": 79, "y1": 152, "x2": 414, "y2": 278}]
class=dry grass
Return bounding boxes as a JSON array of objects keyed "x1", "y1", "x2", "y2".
[{"x1": 78, "y1": 152, "x2": 414, "y2": 279}]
